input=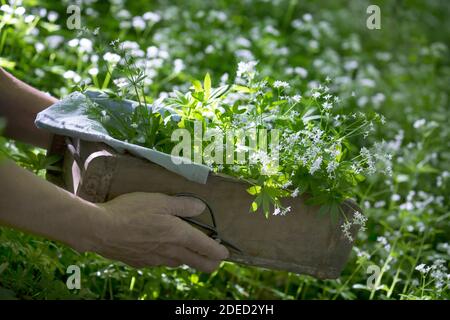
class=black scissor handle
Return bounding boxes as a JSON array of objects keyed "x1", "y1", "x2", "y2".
[{"x1": 174, "y1": 193, "x2": 243, "y2": 254}]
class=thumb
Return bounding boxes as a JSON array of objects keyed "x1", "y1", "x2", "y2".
[{"x1": 163, "y1": 195, "x2": 206, "y2": 217}]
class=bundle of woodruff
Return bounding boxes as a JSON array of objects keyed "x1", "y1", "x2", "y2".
[{"x1": 35, "y1": 60, "x2": 391, "y2": 279}]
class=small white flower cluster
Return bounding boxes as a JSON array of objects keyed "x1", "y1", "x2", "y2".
[
  {"x1": 341, "y1": 221, "x2": 353, "y2": 242},
  {"x1": 273, "y1": 206, "x2": 291, "y2": 216},
  {"x1": 341, "y1": 211, "x2": 368, "y2": 242},
  {"x1": 377, "y1": 236, "x2": 391, "y2": 251},
  {"x1": 415, "y1": 263, "x2": 430, "y2": 274},
  {"x1": 273, "y1": 80, "x2": 290, "y2": 89},
  {"x1": 415, "y1": 259, "x2": 449, "y2": 292},
  {"x1": 280, "y1": 125, "x2": 344, "y2": 179},
  {"x1": 113, "y1": 77, "x2": 129, "y2": 89},
  {"x1": 236, "y1": 60, "x2": 258, "y2": 80},
  {"x1": 399, "y1": 189, "x2": 444, "y2": 214},
  {"x1": 114, "y1": 8, "x2": 161, "y2": 30},
  {"x1": 103, "y1": 52, "x2": 121, "y2": 65}
]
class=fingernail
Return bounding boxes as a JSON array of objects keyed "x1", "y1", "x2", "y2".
[{"x1": 191, "y1": 198, "x2": 206, "y2": 213}]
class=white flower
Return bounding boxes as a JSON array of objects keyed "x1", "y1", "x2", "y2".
[
  {"x1": 236, "y1": 60, "x2": 257, "y2": 78},
  {"x1": 0, "y1": 4, "x2": 12, "y2": 14},
  {"x1": 136, "y1": 135, "x2": 145, "y2": 143},
  {"x1": 322, "y1": 102, "x2": 332, "y2": 110},
  {"x1": 79, "y1": 38, "x2": 93, "y2": 53},
  {"x1": 121, "y1": 40, "x2": 139, "y2": 51},
  {"x1": 415, "y1": 264, "x2": 430, "y2": 274},
  {"x1": 235, "y1": 49, "x2": 255, "y2": 61},
  {"x1": 377, "y1": 236, "x2": 391, "y2": 251},
  {"x1": 147, "y1": 46, "x2": 159, "y2": 58},
  {"x1": 132, "y1": 16, "x2": 146, "y2": 30},
  {"x1": 312, "y1": 91, "x2": 321, "y2": 99},
  {"x1": 68, "y1": 38, "x2": 79, "y2": 47},
  {"x1": 220, "y1": 73, "x2": 229, "y2": 84},
  {"x1": 24, "y1": 14, "x2": 35, "y2": 23},
  {"x1": 341, "y1": 221, "x2": 353, "y2": 242},
  {"x1": 282, "y1": 181, "x2": 292, "y2": 188},
  {"x1": 303, "y1": 13, "x2": 313, "y2": 22},
  {"x1": 374, "y1": 200, "x2": 386, "y2": 208},
  {"x1": 273, "y1": 80, "x2": 290, "y2": 89},
  {"x1": 91, "y1": 54, "x2": 99, "y2": 64},
  {"x1": 46, "y1": 35, "x2": 64, "y2": 49},
  {"x1": 352, "y1": 211, "x2": 367, "y2": 231},
  {"x1": 326, "y1": 161, "x2": 338, "y2": 175},
  {"x1": 143, "y1": 11, "x2": 161, "y2": 23},
  {"x1": 174, "y1": 59, "x2": 185, "y2": 73},
  {"x1": 236, "y1": 37, "x2": 251, "y2": 48},
  {"x1": 360, "y1": 78, "x2": 375, "y2": 87},
  {"x1": 113, "y1": 77, "x2": 129, "y2": 88},
  {"x1": 205, "y1": 45, "x2": 215, "y2": 54},
  {"x1": 110, "y1": 38, "x2": 120, "y2": 47},
  {"x1": 309, "y1": 156, "x2": 322, "y2": 175},
  {"x1": 15, "y1": 6, "x2": 26, "y2": 16},
  {"x1": 34, "y1": 42, "x2": 45, "y2": 53},
  {"x1": 413, "y1": 118, "x2": 426, "y2": 129},
  {"x1": 295, "y1": 67, "x2": 308, "y2": 78},
  {"x1": 116, "y1": 9, "x2": 131, "y2": 20},
  {"x1": 292, "y1": 188, "x2": 300, "y2": 198},
  {"x1": 63, "y1": 70, "x2": 81, "y2": 83},
  {"x1": 399, "y1": 202, "x2": 414, "y2": 211},
  {"x1": 292, "y1": 94, "x2": 302, "y2": 103},
  {"x1": 47, "y1": 10, "x2": 58, "y2": 22},
  {"x1": 344, "y1": 60, "x2": 358, "y2": 71},
  {"x1": 103, "y1": 52, "x2": 121, "y2": 65},
  {"x1": 88, "y1": 67, "x2": 99, "y2": 76},
  {"x1": 158, "y1": 49, "x2": 169, "y2": 59},
  {"x1": 281, "y1": 206, "x2": 291, "y2": 215}
]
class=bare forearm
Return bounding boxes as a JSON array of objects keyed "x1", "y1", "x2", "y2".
[
  {"x1": 0, "y1": 160, "x2": 102, "y2": 252},
  {"x1": 0, "y1": 68, "x2": 58, "y2": 149}
]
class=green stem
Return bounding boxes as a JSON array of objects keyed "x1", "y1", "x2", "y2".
[
  {"x1": 102, "y1": 65, "x2": 113, "y2": 89},
  {"x1": 401, "y1": 233, "x2": 427, "y2": 295}
]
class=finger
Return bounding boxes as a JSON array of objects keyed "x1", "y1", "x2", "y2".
[
  {"x1": 177, "y1": 221, "x2": 229, "y2": 260},
  {"x1": 159, "y1": 256, "x2": 181, "y2": 268},
  {"x1": 162, "y1": 244, "x2": 222, "y2": 273},
  {"x1": 125, "y1": 253, "x2": 181, "y2": 269},
  {"x1": 161, "y1": 194, "x2": 206, "y2": 217}
]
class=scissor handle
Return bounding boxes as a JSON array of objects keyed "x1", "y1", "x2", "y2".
[
  {"x1": 174, "y1": 192, "x2": 217, "y2": 229},
  {"x1": 174, "y1": 192, "x2": 243, "y2": 254}
]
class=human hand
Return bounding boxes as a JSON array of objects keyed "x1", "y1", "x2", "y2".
[{"x1": 92, "y1": 192, "x2": 229, "y2": 272}]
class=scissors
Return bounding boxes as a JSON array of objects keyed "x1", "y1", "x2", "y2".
[{"x1": 175, "y1": 192, "x2": 243, "y2": 254}]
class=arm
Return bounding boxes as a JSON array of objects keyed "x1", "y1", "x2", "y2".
[
  {"x1": 0, "y1": 67, "x2": 57, "y2": 149},
  {"x1": 0, "y1": 160, "x2": 229, "y2": 272}
]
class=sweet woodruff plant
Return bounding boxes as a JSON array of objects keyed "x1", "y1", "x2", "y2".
[{"x1": 86, "y1": 42, "x2": 392, "y2": 240}]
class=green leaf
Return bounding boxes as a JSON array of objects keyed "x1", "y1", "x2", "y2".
[
  {"x1": 192, "y1": 80, "x2": 203, "y2": 93},
  {"x1": 247, "y1": 185, "x2": 261, "y2": 195},
  {"x1": 417, "y1": 165, "x2": 439, "y2": 174},
  {"x1": 204, "y1": 73, "x2": 211, "y2": 100},
  {"x1": 233, "y1": 85, "x2": 251, "y2": 93},
  {"x1": 302, "y1": 115, "x2": 321, "y2": 123},
  {"x1": 0, "y1": 58, "x2": 16, "y2": 70},
  {"x1": 210, "y1": 85, "x2": 230, "y2": 99},
  {"x1": 250, "y1": 201, "x2": 258, "y2": 212}
]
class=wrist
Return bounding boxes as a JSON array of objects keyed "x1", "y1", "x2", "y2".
[{"x1": 64, "y1": 200, "x2": 109, "y2": 254}]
